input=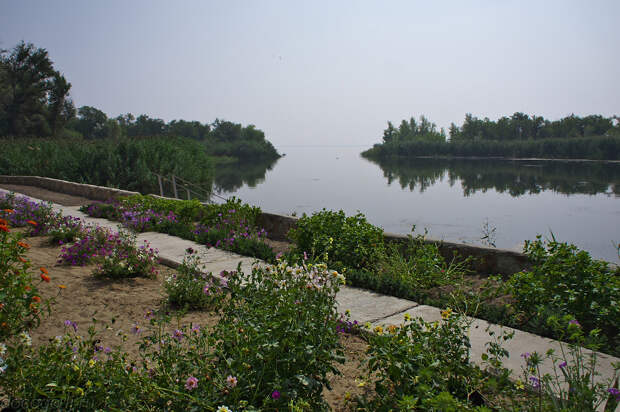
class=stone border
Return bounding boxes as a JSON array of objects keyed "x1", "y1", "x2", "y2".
[
  {"x1": 0, "y1": 175, "x2": 140, "y2": 201},
  {"x1": 255, "y1": 211, "x2": 530, "y2": 275},
  {"x1": 0, "y1": 175, "x2": 530, "y2": 275}
]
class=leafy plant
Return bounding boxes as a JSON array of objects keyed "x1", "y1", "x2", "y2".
[
  {"x1": 357, "y1": 310, "x2": 484, "y2": 411},
  {"x1": 164, "y1": 249, "x2": 225, "y2": 310},
  {"x1": 507, "y1": 236, "x2": 620, "y2": 350},
  {"x1": 92, "y1": 232, "x2": 159, "y2": 279},
  {"x1": 289, "y1": 209, "x2": 384, "y2": 271},
  {"x1": 0, "y1": 210, "x2": 54, "y2": 340}
]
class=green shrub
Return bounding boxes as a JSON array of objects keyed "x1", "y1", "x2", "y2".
[
  {"x1": 357, "y1": 311, "x2": 483, "y2": 411},
  {"x1": 506, "y1": 236, "x2": 620, "y2": 349},
  {"x1": 164, "y1": 250, "x2": 225, "y2": 310},
  {"x1": 289, "y1": 209, "x2": 384, "y2": 271}
]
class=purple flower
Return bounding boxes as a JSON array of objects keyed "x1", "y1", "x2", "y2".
[
  {"x1": 559, "y1": 361, "x2": 567, "y2": 369},
  {"x1": 529, "y1": 376, "x2": 540, "y2": 389},
  {"x1": 608, "y1": 388, "x2": 620, "y2": 401},
  {"x1": 173, "y1": 329, "x2": 184, "y2": 341},
  {"x1": 64, "y1": 320, "x2": 78, "y2": 332},
  {"x1": 568, "y1": 319, "x2": 581, "y2": 328},
  {"x1": 521, "y1": 352, "x2": 531, "y2": 359},
  {"x1": 185, "y1": 376, "x2": 198, "y2": 390},
  {"x1": 271, "y1": 390, "x2": 281, "y2": 400},
  {"x1": 131, "y1": 324, "x2": 141, "y2": 335}
]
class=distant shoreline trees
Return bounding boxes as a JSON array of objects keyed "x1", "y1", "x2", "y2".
[
  {"x1": 0, "y1": 41, "x2": 280, "y2": 161},
  {"x1": 363, "y1": 114, "x2": 620, "y2": 160}
]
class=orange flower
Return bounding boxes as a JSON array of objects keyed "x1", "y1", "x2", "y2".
[
  {"x1": 1, "y1": 322, "x2": 7, "y2": 328},
  {"x1": 17, "y1": 241, "x2": 30, "y2": 249},
  {"x1": 30, "y1": 304, "x2": 38, "y2": 313},
  {"x1": 0, "y1": 218, "x2": 7, "y2": 225},
  {"x1": 41, "y1": 273, "x2": 51, "y2": 282},
  {"x1": 58, "y1": 284, "x2": 66, "y2": 289},
  {"x1": 32, "y1": 296, "x2": 41, "y2": 303},
  {"x1": 0, "y1": 303, "x2": 4, "y2": 310},
  {"x1": 0, "y1": 225, "x2": 8, "y2": 233},
  {"x1": 18, "y1": 257, "x2": 28, "y2": 263},
  {"x1": 24, "y1": 286, "x2": 31, "y2": 291},
  {"x1": 40, "y1": 267, "x2": 49, "y2": 275},
  {"x1": 2, "y1": 209, "x2": 14, "y2": 214},
  {"x1": 27, "y1": 220, "x2": 38, "y2": 226}
]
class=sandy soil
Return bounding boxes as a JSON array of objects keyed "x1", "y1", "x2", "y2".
[{"x1": 20, "y1": 234, "x2": 369, "y2": 411}]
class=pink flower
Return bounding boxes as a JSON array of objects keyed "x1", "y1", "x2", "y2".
[
  {"x1": 226, "y1": 375, "x2": 238, "y2": 388},
  {"x1": 271, "y1": 390, "x2": 281, "y2": 400},
  {"x1": 185, "y1": 376, "x2": 198, "y2": 390}
]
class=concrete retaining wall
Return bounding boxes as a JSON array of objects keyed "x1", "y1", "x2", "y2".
[
  {"x1": 0, "y1": 175, "x2": 530, "y2": 275},
  {"x1": 0, "y1": 175, "x2": 140, "y2": 201},
  {"x1": 253, "y1": 211, "x2": 530, "y2": 275}
]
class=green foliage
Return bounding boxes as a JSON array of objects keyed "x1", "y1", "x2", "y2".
[
  {"x1": 367, "y1": 112, "x2": 620, "y2": 160},
  {"x1": 199, "y1": 197, "x2": 262, "y2": 227},
  {"x1": 0, "y1": 42, "x2": 75, "y2": 137},
  {"x1": 164, "y1": 250, "x2": 225, "y2": 310},
  {"x1": 120, "y1": 195, "x2": 205, "y2": 223},
  {"x1": 364, "y1": 134, "x2": 620, "y2": 160},
  {"x1": 92, "y1": 232, "x2": 159, "y2": 279},
  {"x1": 289, "y1": 209, "x2": 385, "y2": 272},
  {"x1": 0, "y1": 214, "x2": 52, "y2": 340},
  {"x1": 507, "y1": 315, "x2": 620, "y2": 412},
  {"x1": 506, "y1": 236, "x2": 620, "y2": 349},
  {"x1": 357, "y1": 312, "x2": 485, "y2": 411},
  {"x1": 0, "y1": 136, "x2": 214, "y2": 195},
  {"x1": 0, "y1": 321, "x2": 152, "y2": 409},
  {"x1": 378, "y1": 233, "x2": 470, "y2": 291},
  {"x1": 212, "y1": 261, "x2": 345, "y2": 409}
]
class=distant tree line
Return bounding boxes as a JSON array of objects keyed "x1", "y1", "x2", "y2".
[
  {"x1": 364, "y1": 114, "x2": 620, "y2": 160},
  {"x1": 0, "y1": 42, "x2": 279, "y2": 161}
]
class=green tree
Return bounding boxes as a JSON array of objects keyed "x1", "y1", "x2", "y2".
[{"x1": 0, "y1": 41, "x2": 74, "y2": 137}]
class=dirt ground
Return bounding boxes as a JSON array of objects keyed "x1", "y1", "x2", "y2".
[{"x1": 19, "y1": 234, "x2": 369, "y2": 411}]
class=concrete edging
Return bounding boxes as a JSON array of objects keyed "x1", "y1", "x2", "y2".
[{"x1": 0, "y1": 175, "x2": 140, "y2": 201}]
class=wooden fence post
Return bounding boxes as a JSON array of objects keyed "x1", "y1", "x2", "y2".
[{"x1": 172, "y1": 175, "x2": 178, "y2": 199}]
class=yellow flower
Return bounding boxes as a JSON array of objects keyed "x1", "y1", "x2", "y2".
[
  {"x1": 515, "y1": 379, "x2": 525, "y2": 390},
  {"x1": 76, "y1": 387, "x2": 84, "y2": 396},
  {"x1": 387, "y1": 324, "x2": 398, "y2": 334},
  {"x1": 441, "y1": 308, "x2": 453, "y2": 320},
  {"x1": 72, "y1": 364, "x2": 80, "y2": 372},
  {"x1": 85, "y1": 380, "x2": 92, "y2": 388},
  {"x1": 88, "y1": 359, "x2": 96, "y2": 368},
  {"x1": 373, "y1": 325, "x2": 384, "y2": 334},
  {"x1": 404, "y1": 313, "x2": 412, "y2": 321}
]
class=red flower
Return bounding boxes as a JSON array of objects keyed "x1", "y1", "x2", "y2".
[
  {"x1": 17, "y1": 241, "x2": 30, "y2": 249},
  {"x1": 0, "y1": 225, "x2": 8, "y2": 233},
  {"x1": 40, "y1": 267, "x2": 49, "y2": 275},
  {"x1": 27, "y1": 220, "x2": 37, "y2": 226},
  {"x1": 41, "y1": 273, "x2": 51, "y2": 282},
  {"x1": 32, "y1": 296, "x2": 41, "y2": 303}
]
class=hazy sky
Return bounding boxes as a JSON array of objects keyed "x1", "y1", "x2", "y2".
[{"x1": 2, "y1": 0, "x2": 618, "y2": 147}]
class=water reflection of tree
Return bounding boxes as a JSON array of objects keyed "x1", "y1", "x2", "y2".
[
  {"x1": 368, "y1": 157, "x2": 620, "y2": 197},
  {"x1": 213, "y1": 157, "x2": 280, "y2": 193}
]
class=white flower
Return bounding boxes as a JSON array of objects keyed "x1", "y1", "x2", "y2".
[
  {"x1": 19, "y1": 332, "x2": 32, "y2": 346},
  {"x1": 0, "y1": 342, "x2": 6, "y2": 356},
  {"x1": 216, "y1": 406, "x2": 232, "y2": 412}
]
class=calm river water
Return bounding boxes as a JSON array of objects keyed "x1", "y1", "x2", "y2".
[{"x1": 214, "y1": 146, "x2": 620, "y2": 263}]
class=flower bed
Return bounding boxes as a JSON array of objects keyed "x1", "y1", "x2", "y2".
[
  {"x1": 1, "y1": 197, "x2": 619, "y2": 411},
  {"x1": 80, "y1": 195, "x2": 275, "y2": 261}
]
